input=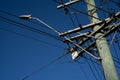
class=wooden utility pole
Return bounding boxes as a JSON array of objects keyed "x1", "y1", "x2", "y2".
[
  {"x1": 57, "y1": 0, "x2": 120, "y2": 80},
  {"x1": 86, "y1": 0, "x2": 119, "y2": 80}
]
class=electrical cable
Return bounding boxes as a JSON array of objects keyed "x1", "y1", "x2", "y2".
[
  {"x1": 82, "y1": 0, "x2": 112, "y2": 14},
  {"x1": 109, "y1": 31, "x2": 120, "y2": 62},
  {"x1": 75, "y1": 60, "x2": 90, "y2": 80},
  {"x1": 113, "y1": 42, "x2": 120, "y2": 61},
  {"x1": 0, "y1": 10, "x2": 18, "y2": 17},
  {"x1": 0, "y1": 27, "x2": 66, "y2": 49},
  {"x1": 115, "y1": 36, "x2": 120, "y2": 51},
  {"x1": 86, "y1": 45, "x2": 102, "y2": 80},
  {"x1": 0, "y1": 16, "x2": 63, "y2": 42},
  {"x1": 53, "y1": 0, "x2": 101, "y2": 21},
  {"x1": 67, "y1": 10, "x2": 76, "y2": 28},
  {"x1": 111, "y1": 0, "x2": 120, "y2": 8},
  {"x1": 82, "y1": 55, "x2": 100, "y2": 65},
  {"x1": 99, "y1": 0, "x2": 107, "y2": 19},
  {"x1": 86, "y1": 57, "x2": 98, "y2": 80},
  {"x1": 88, "y1": 54, "x2": 102, "y2": 80},
  {"x1": 110, "y1": 30, "x2": 118, "y2": 46},
  {"x1": 74, "y1": 12, "x2": 81, "y2": 26},
  {"x1": 68, "y1": 6, "x2": 101, "y2": 21},
  {"x1": 22, "y1": 52, "x2": 69, "y2": 80},
  {"x1": 0, "y1": 10, "x2": 57, "y2": 30}
]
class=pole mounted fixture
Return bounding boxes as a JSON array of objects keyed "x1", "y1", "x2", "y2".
[
  {"x1": 19, "y1": 15, "x2": 60, "y2": 35},
  {"x1": 19, "y1": 15, "x2": 32, "y2": 20}
]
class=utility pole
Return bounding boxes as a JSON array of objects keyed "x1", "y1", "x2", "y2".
[
  {"x1": 86, "y1": 0, "x2": 119, "y2": 80},
  {"x1": 57, "y1": 0, "x2": 120, "y2": 80}
]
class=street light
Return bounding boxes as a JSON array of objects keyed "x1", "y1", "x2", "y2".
[
  {"x1": 19, "y1": 14, "x2": 32, "y2": 20},
  {"x1": 19, "y1": 14, "x2": 100, "y2": 60},
  {"x1": 19, "y1": 14, "x2": 60, "y2": 35}
]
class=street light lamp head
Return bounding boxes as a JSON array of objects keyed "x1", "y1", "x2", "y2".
[{"x1": 19, "y1": 15, "x2": 32, "y2": 20}]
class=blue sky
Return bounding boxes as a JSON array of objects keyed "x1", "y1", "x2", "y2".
[{"x1": 0, "y1": 0, "x2": 120, "y2": 80}]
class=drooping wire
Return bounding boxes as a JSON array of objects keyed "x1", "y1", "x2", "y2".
[
  {"x1": 86, "y1": 58, "x2": 98, "y2": 80},
  {"x1": 0, "y1": 27, "x2": 66, "y2": 49},
  {"x1": 99, "y1": 0, "x2": 107, "y2": 19},
  {"x1": 110, "y1": 30, "x2": 118, "y2": 46},
  {"x1": 0, "y1": 10, "x2": 58, "y2": 31},
  {"x1": 0, "y1": 16, "x2": 63, "y2": 42},
  {"x1": 111, "y1": 0, "x2": 120, "y2": 8},
  {"x1": 115, "y1": 35, "x2": 120, "y2": 51},
  {"x1": 68, "y1": 6, "x2": 101, "y2": 21},
  {"x1": 88, "y1": 39, "x2": 105, "y2": 80},
  {"x1": 73, "y1": 12, "x2": 82, "y2": 26},
  {"x1": 64, "y1": 7, "x2": 77, "y2": 28},
  {"x1": 22, "y1": 52, "x2": 69, "y2": 80},
  {"x1": 88, "y1": 53, "x2": 102, "y2": 80},
  {"x1": 113, "y1": 41, "x2": 120, "y2": 61},
  {"x1": 68, "y1": 11, "x2": 76, "y2": 28},
  {"x1": 0, "y1": 10, "x2": 18, "y2": 17},
  {"x1": 75, "y1": 60, "x2": 90, "y2": 80},
  {"x1": 82, "y1": 55, "x2": 100, "y2": 65},
  {"x1": 53, "y1": 0, "x2": 101, "y2": 21},
  {"x1": 108, "y1": 30, "x2": 120, "y2": 62},
  {"x1": 82, "y1": 0, "x2": 112, "y2": 14}
]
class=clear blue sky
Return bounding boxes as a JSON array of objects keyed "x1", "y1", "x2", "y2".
[{"x1": 0, "y1": 0, "x2": 120, "y2": 80}]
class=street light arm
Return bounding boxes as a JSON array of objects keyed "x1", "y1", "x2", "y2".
[
  {"x1": 32, "y1": 17, "x2": 60, "y2": 35},
  {"x1": 19, "y1": 15, "x2": 60, "y2": 35}
]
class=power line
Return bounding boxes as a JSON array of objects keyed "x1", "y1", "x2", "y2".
[
  {"x1": 0, "y1": 27, "x2": 66, "y2": 49},
  {"x1": 89, "y1": 57, "x2": 102, "y2": 80},
  {"x1": 22, "y1": 52, "x2": 69, "y2": 80},
  {"x1": 75, "y1": 60, "x2": 90, "y2": 80},
  {"x1": 86, "y1": 58, "x2": 98, "y2": 80},
  {"x1": 53, "y1": 0, "x2": 101, "y2": 21},
  {"x1": 0, "y1": 10, "x2": 57, "y2": 31},
  {"x1": 68, "y1": 11, "x2": 76, "y2": 27},
  {"x1": 82, "y1": 0, "x2": 112, "y2": 14},
  {"x1": 0, "y1": 16, "x2": 63, "y2": 42},
  {"x1": 68, "y1": 6, "x2": 101, "y2": 21},
  {"x1": 0, "y1": 10, "x2": 18, "y2": 17}
]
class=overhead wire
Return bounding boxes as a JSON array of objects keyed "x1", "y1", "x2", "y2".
[
  {"x1": 82, "y1": 0, "x2": 112, "y2": 14},
  {"x1": 75, "y1": 60, "x2": 90, "y2": 80},
  {"x1": 0, "y1": 10, "x2": 57, "y2": 30},
  {"x1": 115, "y1": 35, "x2": 120, "y2": 51},
  {"x1": 108, "y1": 30, "x2": 120, "y2": 62},
  {"x1": 111, "y1": 0, "x2": 120, "y2": 8},
  {"x1": 0, "y1": 27, "x2": 66, "y2": 49},
  {"x1": 73, "y1": 12, "x2": 82, "y2": 26},
  {"x1": 83, "y1": 54, "x2": 105, "y2": 80},
  {"x1": 86, "y1": 57, "x2": 98, "y2": 80},
  {"x1": 110, "y1": 30, "x2": 118, "y2": 46},
  {"x1": 88, "y1": 52, "x2": 103, "y2": 80},
  {"x1": 113, "y1": 41, "x2": 120, "y2": 61},
  {"x1": 22, "y1": 52, "x2": 69, "y2": 80},
  {"x1": 68, "y1": 6, "x2": 101, "y2": 21},
  {"x1": 0, "y1": 10, "x2": 18, "y2": 17},
  {"x1": 53, "y1": 0, "x2": 101, "y2": 21},
  {"x1": 85, "y1": 42, "x2": 102, "y2": 80},
  {"x1": 0, "y1": 16, "x2": 63, "y2": 42},
  {"x1": 67, "y1": 10, "x2": 76, "y2": 28}
]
